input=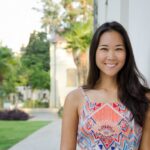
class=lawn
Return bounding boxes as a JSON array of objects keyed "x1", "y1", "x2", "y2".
[{"x1": 0, "y1": 121, "x2": 50, "y2": 150}]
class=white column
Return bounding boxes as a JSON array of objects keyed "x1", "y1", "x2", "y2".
[
  {"x1": 120, "y1": 0, "x2": 129, "y2": 31},
  {"x1": 128, "y1": 0, "x2": 150, "y2": 85},
  {"x1": 97, "y1": 0, "x2": 121, "y2": 26},
  {"x1": 50, "y1": 42, "x2": 60, "y2": 108}
]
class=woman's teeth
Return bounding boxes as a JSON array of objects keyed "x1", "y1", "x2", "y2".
[{"x1": 105, "y1": 64, "x2": 116, "y2": 68}]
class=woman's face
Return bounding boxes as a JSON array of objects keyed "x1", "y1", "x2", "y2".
[{"x1": 96, "y1": 30, "x2": 126, "y2": 78}]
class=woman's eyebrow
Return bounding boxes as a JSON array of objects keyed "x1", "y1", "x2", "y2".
[
  {"x1": 98, "y1": 44, "x2": 108, "y2": 47},
  {"x1": 116, "y1": 44, "x2": 124, "y2": 47}
]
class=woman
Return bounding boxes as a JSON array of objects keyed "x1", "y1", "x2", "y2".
[{"x1": 61, "y1": 21, "x2": 150, "y2": 150}]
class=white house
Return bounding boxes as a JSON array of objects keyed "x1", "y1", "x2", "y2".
[{"x1": 50, "y1": 36, "x2": 77, "y2": 107}]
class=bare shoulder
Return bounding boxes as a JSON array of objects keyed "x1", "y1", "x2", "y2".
[
  {"x1": 61, "y1": 88, "x2": 82, "y2": 149},
  {"x1": 64, "y1": 88, "x2": 82, "y2": 108}
]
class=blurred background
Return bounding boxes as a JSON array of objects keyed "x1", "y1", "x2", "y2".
[
  {"x1": 0, "y1": 0, "x2": 93, "y2": 110},
  {"x1": 0, "y1": 0, "x2": 150, "y2": 149}
]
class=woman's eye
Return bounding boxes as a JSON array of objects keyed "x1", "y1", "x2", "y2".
[
  {"x1": 100, "y1": 48, "x2": 108, "y2": 51},
  {"x1": 116, "y1": 48, "x2": 123, "y2": 51}
]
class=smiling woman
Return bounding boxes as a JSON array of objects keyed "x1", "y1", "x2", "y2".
[
  {"x1": 60, "y1": 21, "x2": 150, "y2": 150},
  {"x1": 95, "y1": 31, "x2": 126, "y2": 78}
]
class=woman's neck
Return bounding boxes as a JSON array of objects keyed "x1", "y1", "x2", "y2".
[{"x1": 95, "y1": 75, "x2": 118, "y2": 92}]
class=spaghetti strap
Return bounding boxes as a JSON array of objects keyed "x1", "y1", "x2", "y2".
[
  {"x1": 79, "y1": 87, "x2": 90, "y2": 102},
  {"x1": 79, "y1": 87, "x2": 86, "y2": 97}
]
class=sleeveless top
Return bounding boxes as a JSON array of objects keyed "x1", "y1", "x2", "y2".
[{"x1": 77, "y1": 88, "x2": 142, "y2": 150}]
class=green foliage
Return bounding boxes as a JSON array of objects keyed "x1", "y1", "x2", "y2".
[
  {"x1": 35, "y1": 0, "x2": 94, "y2": 86},
  {"x1": 23, "y1": 100, "x2": 49, "y2": 108},
  {"x1": 0, "y1": 73, "x2": 16, "y2": 96},
  {"x1": 0, "y1": 121, "x2": 50, "y2": 150},
  {"x1": 64, "y1": 19, "x2": 93, "y2": 53},
  {"x1": 29, "y1": 69, "x2": 50, "y2": 89},
  {"x1": 15, "y1": 60, "x2": 29, "y2": 86},
  {"x1": 38, "y1": 0, "x2": 93, "y2": 53},
  {"x1": 61, "y1": 0, "x2": 93, "y2": 54},
  {"x1": 0, "y1": 46, "x2": 18, "y2": 99},
  {"x1": 21, "y1": 31, "x2": 50, "y2": 90},
  {"x1": 22, "y1": 31, "x2": 50, "y2": 71},
  {"x1": 0, "y1": 31, "x2": 50, "y2": 108},
  {"x1": 63, "y1": 0, "x2": 93, "y2": 26},
  {"x1": 0, "y1": 46, "x2": 13, "y2": 75},
  {"x1": 58, "y1": 106, "x2": 63, "y2": 118},
  {"x1": 37, "y1": 0, "x2": 65, "y2": 33}
]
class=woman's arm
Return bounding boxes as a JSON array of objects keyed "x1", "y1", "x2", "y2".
[
  {"x1": 60, "y1": 90, "x2": 80, "y2": 150},
  {"x1": 139, "y1": 92, "x2": 150, "y2": 150}
]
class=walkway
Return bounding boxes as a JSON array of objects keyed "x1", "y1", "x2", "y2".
[{"x1": 9, "y1": 109, "x2": 62, "y2": 150}]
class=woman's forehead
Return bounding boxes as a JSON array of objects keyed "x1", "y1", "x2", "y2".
[{"x1": 98, "y1": 31, "x2": 124, "y2": 47}]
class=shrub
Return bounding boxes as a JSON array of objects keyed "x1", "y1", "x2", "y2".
[
  {"x1": 0, "y1": 109, "x2": 29, "y2": 120},
  {"x1": 58, "y1": 107, "x2": 63, "y2": 118},
  {"x1": 23, "y1": 100, "x2": 49, "y2": 108}
]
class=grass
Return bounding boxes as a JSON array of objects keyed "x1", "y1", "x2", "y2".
[{"x1": 0, "y1": 121, "x2": 50, "y2": 150}]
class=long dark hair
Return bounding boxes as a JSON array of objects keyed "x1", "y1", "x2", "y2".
[{"x1": 83, "y1": 21, "x2": 150, "y2": 127}]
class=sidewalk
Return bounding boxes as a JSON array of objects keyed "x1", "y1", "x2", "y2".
[{"x1": 9, "y1": 109, "x2": 62, "y2": 150}]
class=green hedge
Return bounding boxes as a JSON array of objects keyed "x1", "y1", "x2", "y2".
[
  {"x1": 58, "y1": 106, "x2": 63, "y2": 118},
  {"x1": 23, "y1": 100, "x2": 49, "y2": 108}
]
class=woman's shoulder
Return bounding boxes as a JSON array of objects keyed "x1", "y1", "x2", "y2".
[
  {"x1": 66, "y1": 87, "x2": 83, "y2": 100},
  {"x1": 64, "y1": 87, "x2": 83, "y2": 107}
]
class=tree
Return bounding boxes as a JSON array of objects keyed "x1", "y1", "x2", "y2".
[
  {"x1": 62, "y1": 0, "x2": 93, "y2": 24},
  {"x1": 20, "y1": 31, "x2": 50, "y2": 90},
  {"x1": 64, "y1": 19, "x2": 93, "y2": 84},
  {"x1": 0, "y1": 46, "x2": 13, "y2": 81},
  {"x1": 62, "y1": 0, "x2": 94, "y2": 85},
  {"x1": 34, "y1": 0, "x2": 65, "y2": 34},
  {"x1": 36, "y1": 0, "x2": 94, "y2": 85},
  {"x1": 0, "y1": 45, "x2": 18, "y2": 107}
]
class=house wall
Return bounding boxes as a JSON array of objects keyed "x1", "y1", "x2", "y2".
[
  {"x1": 56, "y1": 48, "x2": 77, "y2": 106},
  {"x1": 50, "y1": 41, "x2": 77, "y2": 107},
  {"x1": 128, "y1": 0, "x2": 150, "y2": 84}
]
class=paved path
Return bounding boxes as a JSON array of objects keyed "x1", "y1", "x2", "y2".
[{"x1": 9, "y1": 109, "x2": 62, "y2": 150}]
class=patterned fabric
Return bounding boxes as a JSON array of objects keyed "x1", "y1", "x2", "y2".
[{"x1": 77, "y1": 90, "x2": 142, "y2": 150}]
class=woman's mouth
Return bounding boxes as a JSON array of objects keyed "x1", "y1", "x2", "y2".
[{"x1": 105, "y1": 63, "x2": 117, "y2": 68}]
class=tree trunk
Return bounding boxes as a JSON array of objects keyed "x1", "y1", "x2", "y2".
[{"x1": 72, "y1": 51, "x2": 88, "y2": 86}]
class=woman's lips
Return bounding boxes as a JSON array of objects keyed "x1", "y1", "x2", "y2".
[{"x1": 105, "y1": 63, "x2": 117, "y2": 68}]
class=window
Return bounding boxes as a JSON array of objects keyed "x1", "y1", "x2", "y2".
[{"x1": 66, "y1": 68, "x2": 77, "y2": 87}]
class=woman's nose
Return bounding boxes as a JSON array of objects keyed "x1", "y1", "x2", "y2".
[{"x1": 107, "y1": 51, "x2": 116, "y2": 60}]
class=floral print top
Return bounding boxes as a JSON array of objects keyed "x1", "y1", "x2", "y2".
[{"x1": 77, "y1": 89, "x2": 142, "y2": 150}]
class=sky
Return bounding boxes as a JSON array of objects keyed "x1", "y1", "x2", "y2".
[{"x1": 0, "y1": 0, "x2": 42, "y2": 53}]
